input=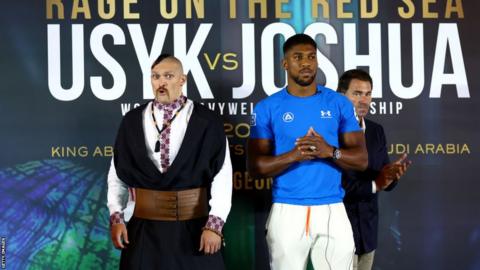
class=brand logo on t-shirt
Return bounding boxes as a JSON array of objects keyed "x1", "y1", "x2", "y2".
[
  {"x1": 250, "y1": 113, "x2": 256, "y2": 126},
  {"x1": 320, "y1": 110, "x2": 332, "y2": 118},
  {"x1": 282, "y1": 112, "x2": 294, "y2": 122}
]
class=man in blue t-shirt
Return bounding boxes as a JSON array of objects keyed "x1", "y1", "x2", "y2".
[{"x1": 248, "y1": 34, "x2": 368, "y2": 270}]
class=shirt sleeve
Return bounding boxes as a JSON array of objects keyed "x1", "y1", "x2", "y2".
[
  {"x1": 207, "y1": 137, "x2": 233, "y2": 222},
  {"x1": 106, "y1": 157, "x2": 129, "y2": 216},
  {"x1": 338, "y1": 96, "x2": 362, "y2": 134},
  {"x1": 250, "y1": 101, "x2": 273, "y2": 139}
]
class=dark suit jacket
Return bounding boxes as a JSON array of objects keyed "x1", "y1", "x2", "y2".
[{"x1": 342, "y1": 118, "x2": 396, "y2": 255}]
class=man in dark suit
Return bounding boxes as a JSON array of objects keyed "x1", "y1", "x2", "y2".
[{"x1": 337, "y1": 69, "x2": 411, "y2": 270}]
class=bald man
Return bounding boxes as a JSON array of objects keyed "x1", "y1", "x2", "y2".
[{"x1": 107, "y1": 54, "x2": 232, "y2": 269}]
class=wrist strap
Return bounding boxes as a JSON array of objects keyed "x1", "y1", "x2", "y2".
[
  {"x1": 201, "y1": 226, "x2": 224, "y2": 238},
  {"x1": 202, "y1": 226, "x2": 226, "y2": 247}
]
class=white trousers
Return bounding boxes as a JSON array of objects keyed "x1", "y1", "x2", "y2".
[{"x1": 266, "y1": 203, "x2": 355, "y2": 270}]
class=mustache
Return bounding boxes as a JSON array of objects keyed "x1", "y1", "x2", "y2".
[{"x1": 300, "y1": 68, "x2": 313, "y2": 73}]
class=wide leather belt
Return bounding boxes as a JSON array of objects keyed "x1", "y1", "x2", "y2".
[{"x1": 133, "y1": 187, "x2": 208, "y2": 221}]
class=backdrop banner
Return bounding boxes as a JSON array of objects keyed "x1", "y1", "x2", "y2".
[{"x1": 0, "y1": 1, "x2": 478, "y2": 269}]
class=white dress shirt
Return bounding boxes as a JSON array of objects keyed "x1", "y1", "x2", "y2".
[{"x1": 107, "y1": 100, "x2": 233, "y2": 221}]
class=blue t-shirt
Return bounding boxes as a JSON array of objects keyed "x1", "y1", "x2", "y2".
[{"x1": 250, "y1": 85, "x2": 361, "y2": 205}]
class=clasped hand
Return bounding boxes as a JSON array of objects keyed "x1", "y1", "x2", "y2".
[{"x1": 293, "y1": 127, "x2": 333, "y2": 161}]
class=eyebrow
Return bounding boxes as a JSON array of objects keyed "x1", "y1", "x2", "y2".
[
  {"x1": 292, "y1": 51, "x2": 316, "y2": 54},
  {"x1": 352, "y1": 90, "x2": 372, "y2": 94},
  {"x1": 151, "y1": 70, "x2": 175, "y2": 74}
]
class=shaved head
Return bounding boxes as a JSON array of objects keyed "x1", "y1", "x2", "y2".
[{"x1": 151, "y1": 54, "x2": 184, "y2": 73}]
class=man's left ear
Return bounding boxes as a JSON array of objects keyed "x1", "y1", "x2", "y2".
[{"x1": 180, "y1": 74, "x2": 187, "y2": 86}]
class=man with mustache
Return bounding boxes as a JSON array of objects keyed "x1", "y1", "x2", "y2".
[
  {"x1": 338, "y1": 69, "x2": 411, "y2": 270},
  {"x1": 107, "y1": 54, "x2": 232, "y2": 269},
  {"x1": 248, "y1": 34, "x2": 368, "y2": 270}
]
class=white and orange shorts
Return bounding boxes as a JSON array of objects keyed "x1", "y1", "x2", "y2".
[{"x1": 266, "y1": 202, "x2": 355, "y2": 270}]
